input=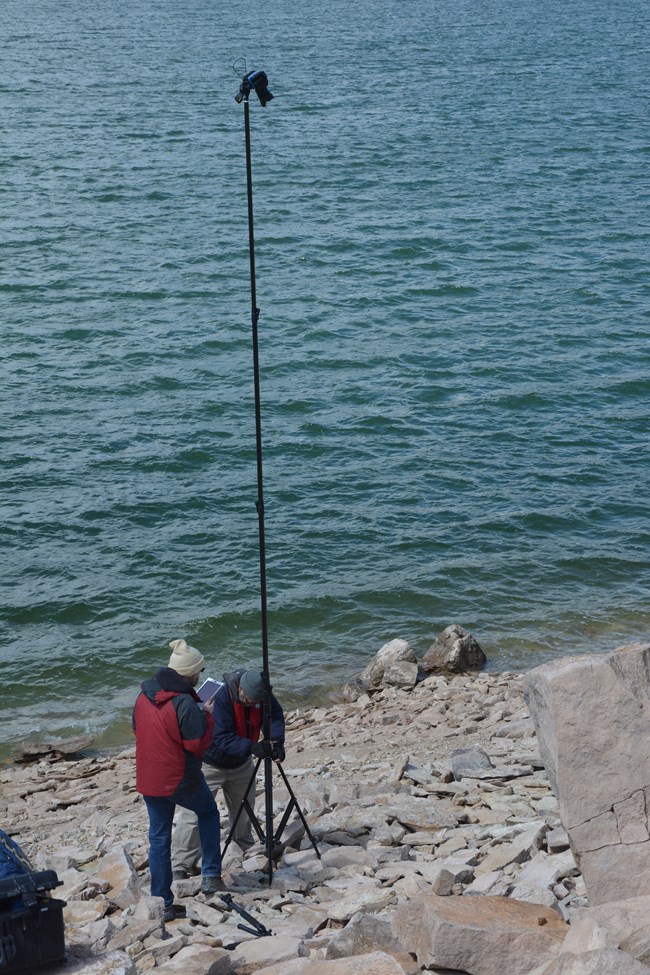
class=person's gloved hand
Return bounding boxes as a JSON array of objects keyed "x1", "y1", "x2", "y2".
[
  {"x1": 251, "y1": 740, "x2": 273, "y2": 758},
  {"x1": 271, "y1": 741, "x2": 285, "y2": 763}
]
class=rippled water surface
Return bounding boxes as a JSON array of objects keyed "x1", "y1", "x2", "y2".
[{"x1": 2, "y1": 0, "x2": 649, "y2": 753}]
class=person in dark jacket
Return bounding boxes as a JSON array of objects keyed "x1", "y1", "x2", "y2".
[
  {"x1": 133, "y1": 639, "x2": 226, "y2": 916},
  {"x1": 172, "y1": 668, "x2": 285, "y2": 878}
]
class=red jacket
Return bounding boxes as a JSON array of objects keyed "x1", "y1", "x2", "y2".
[{"x1": 132, "y1": 667, "x2": 214, "y2": 797}]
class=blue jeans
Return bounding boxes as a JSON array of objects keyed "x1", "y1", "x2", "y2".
[{"x1": 143, "y1": 776, "x2": 221, "y2": 908}]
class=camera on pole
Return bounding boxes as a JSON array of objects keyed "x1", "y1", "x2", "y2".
[{"x1": 235, "y1": 69, "x2": 273, "y2": 107}]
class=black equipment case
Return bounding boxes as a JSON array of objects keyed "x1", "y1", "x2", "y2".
[{"x1": 0, "y1": 871, "x2": 66, "y2": 973}]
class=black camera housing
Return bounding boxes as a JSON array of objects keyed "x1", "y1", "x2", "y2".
[{"x1": 236, "y1": 70, "x2": 273, "y2": 107}]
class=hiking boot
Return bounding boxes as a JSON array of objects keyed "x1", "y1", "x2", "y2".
[
  {"x1": 163, "y1": 903, "x2": 187, "y2": 922},
  {"x1": 201, "y1": 875, "x2": 228, "y2": 896},
  {"x1": 172, "y1": 869, "x2": 188, "y2": 881}
]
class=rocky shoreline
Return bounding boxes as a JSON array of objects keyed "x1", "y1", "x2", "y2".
[{"x1": 3, "y1": 634, "x2": 650, "y2": 975}]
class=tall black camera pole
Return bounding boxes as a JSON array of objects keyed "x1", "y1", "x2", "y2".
[
  {"x1": 241, "y1": 88, "x2": 276, "y2": 881},
  {"x1": 228, "y1": 68, "x2": 321, "y2": 885}
]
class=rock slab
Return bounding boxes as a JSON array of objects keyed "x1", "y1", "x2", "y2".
[
  {"x1": 395, "y1": 893, "x2": 567, "y2": 975},
  {"x1": 256, "y1": 952, "x2": 407, "y2": 974},
  {"x1": 525, "y1": 642, "x2": 650, "y2": 905}
]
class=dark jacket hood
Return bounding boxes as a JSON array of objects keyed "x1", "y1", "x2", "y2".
[
  {"x1": 222, "y1": 669, "x2": 245, "y2": 699},
  {"x1": 140, "y1": 667, "x2": 200, "y2": 708}
]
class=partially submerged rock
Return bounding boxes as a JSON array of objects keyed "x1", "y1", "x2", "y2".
[
  {"x1": 421, "y1": 624, "x2": 487, "y2": 675},
  {"x1": 12, "y1": 734, "x2": 95, "y2": 762},
  {"x1": 333, "y1": 624, "x2": 487, "y2": 703},
  {"x1": 359, "y1": 639, "x2": 417, "y2": 691}
]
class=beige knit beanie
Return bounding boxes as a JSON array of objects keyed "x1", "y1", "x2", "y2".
[{"x1": 168, "y1": 639, "x2": 205, "y2": 677}]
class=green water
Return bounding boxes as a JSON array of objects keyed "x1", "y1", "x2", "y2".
[{"x1": 1, "y1": 0, "x2": 649, "y2": 756}]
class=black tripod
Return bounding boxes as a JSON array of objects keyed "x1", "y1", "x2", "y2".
[
  {"x1": 221, "y1": 753, "x2": 321, "y2": 875},
  {"x1": 225, "y1": 65, "x2": 321, "y2": 884}
]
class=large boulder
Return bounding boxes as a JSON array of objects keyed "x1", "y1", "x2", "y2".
[
  {"x1": 325, "y1": 912, "x2": 402, "y2": 960},
  {"x1": 359, "y1": 639, "x2": 417, "y2": 691},
  {"x1": 256, "y1": 952, "x2": 407, "y2": 974},
  {"x1": 525, "y1": 642, "x2": 650, "y2": 905},
  {"x1": 230, "y1": 934, "x2": 308, "y2": 970},
  {"x1": 154, "y1": 946, "x2": 233, "y2": 973},
  {"x1": 325, "y1": 887, "x2": 397, "y2": 923},
  {"x1": 95, "y1": 847, "x2": 141, "y2": 910},
  {"x1": 394, "y1": 893, "x2": 567, "y2": 975},
  {"x1": 451, "y1": 746, "x2": 494, "y2": 779},
  {"x1": 526, "y1": 947, "x2": 650, "y2": 974},
  {"x1": 420, "y1": 625, "x2": 486, "y2": 673},
  {"x1": 13, "y1": 734, "x2": 95, "y2": 762},
  {"x1": 571, "y1": 894, "x2": 650, "y2": 964},
  {"x1": 56, "y1": 951, "x2": 137, "y2": 974}
]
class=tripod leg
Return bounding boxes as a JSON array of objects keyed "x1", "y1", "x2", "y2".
[
  {"x1": 221, "y1": 758, "x2": 265, "y2": 859},
  {"x1": 221, "y1": 756, "x2": 321, "y2": 881},
  {"x1": 263, "y1": 753, "x2": 274, "y2": 885},
  {"x1": 273, "y1": 795, "x2": 296, "y2": 843},
  {"x1": 276, "y1": 763, "x2": 322, "y2": 860}
]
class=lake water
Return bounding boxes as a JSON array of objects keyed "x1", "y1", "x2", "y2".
[{"x1": 2, "y1": 0, "x2": 649, "y2": 757}]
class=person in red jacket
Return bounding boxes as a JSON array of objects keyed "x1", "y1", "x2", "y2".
[{"x1": 133, "y1": 639, "x2": 226, "y2": 919}]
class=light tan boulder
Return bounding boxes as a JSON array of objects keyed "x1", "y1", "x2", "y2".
[
  {"x1": 526, "y1": 947, "x2": 650, "y2": 974},
  {"x1": 95, "y1": 847, "x2": 141, "y2": 909},
  {"x1": 186, "y1": 900, "x2": 228, "y2": 926},
  {"x1": 621, "y1": 930, "x2": 650, "y2": 967},
  {"x1": 105, "y1": 919, "x2": 164, "y2": 952},
  {"x1": 394, "y1": 893, "x2": 567, "y2": 975},
  {"x1": 474, "y1": 823, "x2": 546, "y2": 876},
  {"x1": 577, "y1": 842, "x2": 650, "y2": 906},
  {"x1": 560, "y1": 917, "x2": 616, "y2": 954},
  {"x1": 310, "y1": 805, "x2": 389, "y2": 839},
  {"x1": 147, "y1": 934, "x2": 188, "y2": 963},
  {"x1": 319, "y1": 847, "x2": 377, "y2": 871},
  {"x1": 326, "y1": 886, "x2": 397, "y2": 922},
  {"x1": 63, "y1": 897, "x2": 111, "y2": 926},
  {"x1": 55, "y1": 950, "x2": 137, "y2": 974},
  {"x1": 133, "y1": 895, "x2": 166, "y2": 921},
  {"x1": 66, "y1": 918, "x2": 116, "y2": 954},
  {"x1": 359, "y1": 639, "x2": 417, "y2": 691},
  {"x1": 382, "y1": 659, "x2": 419, "y2": 690},
  {"x1": 57, "y1": 867, "x2": 91, "y2": 898},
  {"x1": 230, "y1": 934, "x2": 308, "y2": 969},
  {"x1": 255, "y1": 952, "x2": 407, "y2": 974},
  {"x1": 574, "y1": 894, "x2": 650, "y2": 964},
  {"x1": 546, "y1": 827, "x2": 570, "y2": 853},
  {"x1": 13, "y1": 734, "x2": 95, "y2": 762},
  {"x1": 324, "y1": 911, "x2": 402, "y2": 960},
  {"x1": 376, "y1": 793, "x2": 458, "y2": 831},
  {"x1": 153, "y1": 945, "x2": 233, "y2": 973},
  {"x1": 417, "y1": 851, "x2": 477, "y2": 891},
  {"x1": 513, "y1": 850, "x2": 577, "y2": 890},
  {"x1": 525, "y1": 642, "x2": 650, "y2": 905},
  {"x1": 463, "y1": 870, "x2": 511, "y2": 897}
]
